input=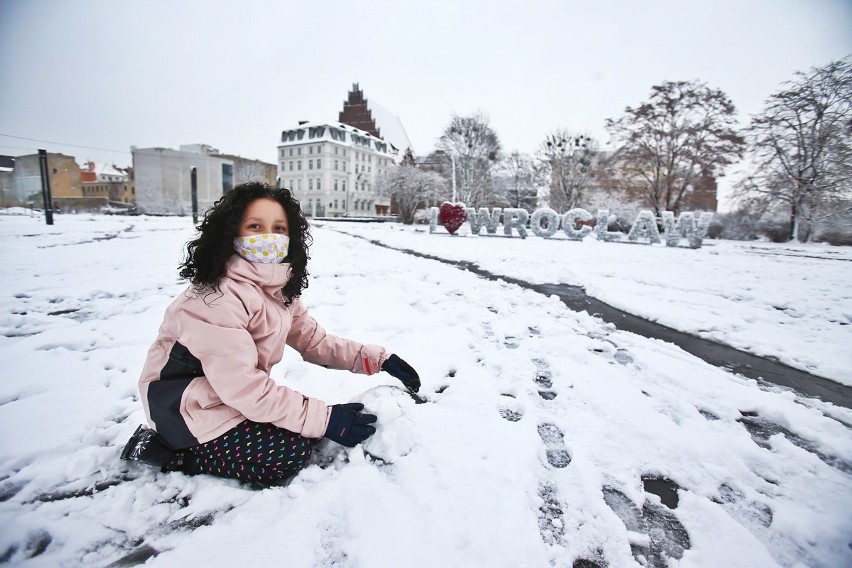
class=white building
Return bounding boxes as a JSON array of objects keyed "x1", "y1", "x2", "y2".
[
  {"x1": 132, "y1": 144, "x2": 234, "y2": 215},
  {"x1": 277, "y1": 122, "x2": 398, "y2": 217}
]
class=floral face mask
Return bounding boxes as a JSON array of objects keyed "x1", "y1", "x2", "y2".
[{"x1": 233, "y1": 233, "x2": 290, "y2": 263}]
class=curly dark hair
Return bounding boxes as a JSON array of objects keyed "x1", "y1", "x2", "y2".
[{"x1": 178, "y1": 182, "x2": 311, "y2": 305}]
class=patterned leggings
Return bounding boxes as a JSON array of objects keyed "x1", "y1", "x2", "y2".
[{"x1": 184, "y1": 420, "x2": 314, "y2": 485}]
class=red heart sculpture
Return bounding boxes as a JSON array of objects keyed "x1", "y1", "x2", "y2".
[{"x1": 439, "y1": 202, "x2": 467, "y2": 234}]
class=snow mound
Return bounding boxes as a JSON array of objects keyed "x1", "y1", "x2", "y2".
[{"x1": 354, "y1": 385, "x2": 419, "y2": 461}]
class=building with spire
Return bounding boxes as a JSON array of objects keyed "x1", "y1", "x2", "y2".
[{"x1": 278, "y1": 84, "x2": 412, "y2": 217}]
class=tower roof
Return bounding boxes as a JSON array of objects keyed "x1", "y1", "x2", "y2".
[{"x1": 338, "y1": 84, "x2": 413, "y2": 154}]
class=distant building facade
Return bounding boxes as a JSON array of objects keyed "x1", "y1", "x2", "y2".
[
  {"x1": 133, "y1": 144, "x2": 234, "y2": 215},
  {"x1": 0, "y1": 156, "x2": 15, "y2": 207},
  {"x1": 278, "y1": 122, "x2": 396, "y2": 217},
  {"x1": 133, "y1": 144, "x2": 276, "y2": 215},
  {"x1": 279, "y1": 84, "x2": 413, "y2": 217},
  {"x1": 81, "y1": 162, "x2": 134, "y2": 204},
  {"x1": 679, "y1": 175, "x2": 718, "y2": 212},
  {"x1": 13, "y1": 153, "x2": 82, "y2": 204},
  {"x1": 216, "y1": 153, "x2": 277, "y2": 187}
]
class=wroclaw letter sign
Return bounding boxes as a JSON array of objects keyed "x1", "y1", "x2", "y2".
[{"x1": 430, "y1": 204, "x2": 713, "y2": 249}]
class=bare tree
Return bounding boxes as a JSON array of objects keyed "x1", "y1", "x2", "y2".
[
  {"x1": 376, "y1": 158, "x2": 446, "y2": 224},
  {"x1": 735, "y1": 58, "x2": 852, "y2": 242},
  {"x1": 606, "y1": 80, "x2": 745, "y2": 215},
  {"x1": 436, "y1": 112, "x2": 501, "y2": 207},
  {"x1": 536, "y1": 130, "x2": 599, "y2": 213},
  {"x1": 493, "y1": 151, "x2": 540, "y2": 211}
]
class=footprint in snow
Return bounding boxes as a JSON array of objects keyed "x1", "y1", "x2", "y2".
[
  {"x1": 537, "y1": 481, "x2": 565, "y2": 545},
  {"x1": 498, "y1": 393, "x2": 524, "y2": 422},
  {"x1": 602, "y1": 485, "x2": 690, "y2": 567},
  {"x1": 533, "y1": 359, "x2": 557, "y2": 400},
  {"x1": 737, "y1": 410, "x2": 852, "y2": 474},
  {"x1": 537, "y1": 423, "x2": 571, "y2": 468}
]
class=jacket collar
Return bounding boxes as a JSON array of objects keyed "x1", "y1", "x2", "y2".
[{"x1": 225, "y1": 255, "x2": 292, "y2": 295}]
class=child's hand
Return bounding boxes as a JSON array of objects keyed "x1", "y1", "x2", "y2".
[
  {"x1": 382, "y1": 354, "x2": 421, "y2": 393},
  {"x1": 324, "y1": 403, "x2": 377, "y2": 447}
]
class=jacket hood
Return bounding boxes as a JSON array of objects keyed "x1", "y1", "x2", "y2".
[{"x1": 225, "y1": 255, "x2": 292, "y2": 295}]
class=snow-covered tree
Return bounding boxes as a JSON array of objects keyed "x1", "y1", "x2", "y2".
[
  {"x1": 735, "y1": 58, "x2": 852, "y2": 242},
  {"x1": 436, "y1": 112, "x2": 501, "y2": 208},
  {"x1": 537, "y1": 130, "x2": 599, "y2": 212},
  {"x1": 493, "y1": 151, "x2": 540, "y2": 211},
  {"x1": 605, "y1": 80, "x2": 745, "y2": 215},
  {"x1": 376, "y1": 156, "x2": 446, "y2": 224}
]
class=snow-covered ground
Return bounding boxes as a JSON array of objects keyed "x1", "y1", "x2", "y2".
[
  {"x1": 0, "y1": 212, "x2": 850, "y2": 568},
  {"x1": 330, "y1": 221, "x2": 852, "y2": 386}
]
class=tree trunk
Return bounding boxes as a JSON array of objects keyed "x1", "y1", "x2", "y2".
[{"x1": 790, "y1": 203, "x2": 800, "y2": 242}]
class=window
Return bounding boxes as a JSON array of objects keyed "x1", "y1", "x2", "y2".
[
  {"x1": 309, "y1": 147, "x2": 313, "y2": 154},
  {"x1": 317, "y1": 144, "x2": 323, "y2": 154},
  {"x1": 297, "y1": 179, "x2": 302, "y2": 190},
  {"x1": 334, "y1": 180, "x2": 338, "y2": 191},
  {"x1": 334, "y1": 146, "x2": 338, "y2": 155},
  {"x1": 334, "y1": 160, "x2": 338, "y2": 170},
  {"x1": 309, "y1": 179, "x2": 313, "y2": 190},
  {"x1": 289, "y1": 161, "x2": 293, "y2": 171},
  {"x1": 342, "y1": 181, "x2": 346, "y2": 192},
  {"x1": 222, "y1": 163, "x2": 233, "y2": 194},
  {"x1": 317, "y1": 179, "x2": 322, "y2": 190},
  {"x1": 298, "y1": 148, "x2": 302, "y2": 155},
  {"x1": 317, "y1": 159, "x2": 321, "y2": 169},
  {"x1": 298, "y1": 161, "x2": 302, "y2": 170},
  {"x1": 308, "y1": 160, "x2": 313, "y2": 170},
  {"x1": 289, "y1": 149, "x2": 293, "y2": 157},
  {"x1": 334, "y1": 199, "x2": 338, "y2": 209}
]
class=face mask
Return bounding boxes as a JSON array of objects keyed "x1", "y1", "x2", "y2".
[{"x1": 233, "y1": 233, "x2": 290, "y2": 263}]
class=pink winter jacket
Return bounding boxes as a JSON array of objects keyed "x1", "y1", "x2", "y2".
[{"x1": 138, "y1": 256, "x2": 388, "y2": 449}]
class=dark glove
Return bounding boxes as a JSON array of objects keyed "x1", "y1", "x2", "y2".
[
  {"x1": 382, "y1": 354, "x2": 421, "y2": 393},
  {"x1": 324, "y1": 403, "x2": 377, "y2": 447}
]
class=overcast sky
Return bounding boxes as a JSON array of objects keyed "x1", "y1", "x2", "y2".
[{"x1": 1, "y1": 0, "x2": 850, "y2": 172}]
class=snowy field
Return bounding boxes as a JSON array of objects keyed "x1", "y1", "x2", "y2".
[
  {"x1": 330, "y1": 220, "x2": 852, "y2": 386},
  {"x1": 0, "y1": 211, "x2": 850, "y2": 568}
]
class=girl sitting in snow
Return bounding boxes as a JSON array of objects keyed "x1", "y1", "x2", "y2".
[{"x1": 121, "y1": 182, "x2": 419, "y2": 486}]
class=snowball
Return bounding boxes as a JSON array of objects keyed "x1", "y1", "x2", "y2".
[{"x1": 353, "y1": 385, "x2": 419, "y2": 462}]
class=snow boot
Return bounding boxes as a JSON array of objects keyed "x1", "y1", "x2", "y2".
[{"x1": 120, "y1": 425, "x2": 186, "y2": 472}]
